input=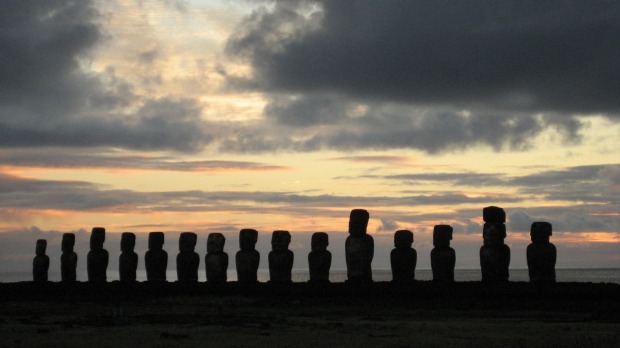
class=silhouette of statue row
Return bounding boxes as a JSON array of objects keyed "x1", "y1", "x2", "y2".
[{"x1": 33, "y1": 207, "x2": 557, "y2": 284}]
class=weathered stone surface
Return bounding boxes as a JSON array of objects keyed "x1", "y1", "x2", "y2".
[
  {"x1": 61, "y1": 233, "x2": 77, "y2": 282},
  {"x1": 269, "y1": 230, "x2": 294, "y2": 283},
  {"x1": 480, "y1": 217, "x2": 510, "y2": 282},
  {"x1": 177, "y1": 232, "x2": 199, "y2": 282},
  {"x1": 348, "y1": 209, "x2": 370, "y2": 237},
  {"x1": 483, "y1": 206, "x2": 506, "y2": 223},
  {"x1": 145, "y1": 232, "x2": 168, "y2": 281},
  {"x1": 308, "y1": 232, "x2": 331, "y2": 283},
  {"x1": 33, "y1": 239, "x2": 49, "y2": 282},
  {"x1": 119, "y1": 232, "x2": 138, "y2": 282},
  {"x1": 390, "y1": 230, "x2": 417, "y2": 283},
  {"x1": 482, "y1": 222, "x2": 506, "y2": 246},
  {"x1": 527, "y1": 222, "x2": 556, "y2": 283},
  {"x1": 205, "y1": 233, "x2": 228, "y2": 283},
  {"x1": 87, "y1": 227, "x2": 108, "y2": 282},
  {"x1": 345, "y1": 209, "x2": 374, "y2": 283},
  {"x1": 431, "y1": 225, "x2": 456, "y2": 282},
  {"x1": 236, "y1": 229, "x2": 260, "y2": 284}
]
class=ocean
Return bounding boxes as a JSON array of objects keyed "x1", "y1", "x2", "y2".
[{"x1": 1, "y1": 268, "x2": 619, "y2": 284}]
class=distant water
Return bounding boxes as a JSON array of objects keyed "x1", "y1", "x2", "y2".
[{"x1": 1, "y1": 268, "x2": 619, "y2": 284}]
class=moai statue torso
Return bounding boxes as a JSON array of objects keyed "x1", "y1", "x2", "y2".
[
  {"x1": 145, "y1": 232, "x2": 168, "y2": 281},
  {"x1": 431, "y1": 225, "x2": 456, "y2": 282},
  {"x1": 87, "y1": 227, "x2": 109, "y2": 282},
  {"x1": 345, "y1": 209, "x2": 374, "y2": 283},
  {"x1": 527, "y1": 222, "x2": 556, "y2": 283},
  {"x1": 480, "y1": 207, "x2": 510, "y2": 282},
  {"x1": 236, "y1": 229, "x2": 260, "y2": 284},
  {"x1": 308, "y1": 232, "x2": 331, "y2": 283},
  {"x1": 205, "y1": 233, "x2": 228, "y2": 283},
  {"x1": 390, "y1": 230, "x2": 417, "y2": 283},
  {"x1": 268, "y1": 230, "x2": 294, "y2": 283},
  {"x1": 33, "y1": 239, "x2": 49, "y2": 282},
  {"x1": 119, "y1": 232, "x2": 138, "y2": 282},
  {"x1": 177, "y1": 232, "x2": 199, "y2": 282},
  {"x1": 61, "y1": 233, "x2": 78, "y2": 282}
]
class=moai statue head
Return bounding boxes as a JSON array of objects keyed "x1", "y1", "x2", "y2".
[
  {"x1": 483, "y1": 222, "x2": 506, "y2": 246},
  {"x1": 179, "y1": 232, "x2": 197, "y2": 253},
  {"x1": 394, "y1": 230, "x2": 413, "y2": 249},
  {"x1": 149, "y1": 232, "x2": 165, "y2": 250},
  {"x1": 433, "y1": 225, "x2": 453, "y2": 248},
  {"x1": 349, "y1": 209, "x2": 369, "y2": 237},
  {"x1": 121, "y1": 232, "x2": 136, "y2": 253},
  {"x1": 62, "y1": 233, "x2": 75, "y2": 253},
  {"x1": 271, "y1": 230, "x2": 291, "y2": 251},
  {"x1": 36, "y1": 239, "x2": 47, "y2": 256},
  {"x1": 90, "y1": 227, "x2": 105, "y2": 251},
  {"x1": 239, "y1": 229, "x2": 258, "y2": 251},
  {"x1": 531, "y1": 222, "x2": 552, "y2": 244},
  {"x1": 207, "y1": 233, "x2": 226, "y2": 253},
  {"x1": 483, "y1": 206, "x2": 506, "y2": 224},
  {"x1": 311, "y1": 232, "x2": 329, "y2": 252}
]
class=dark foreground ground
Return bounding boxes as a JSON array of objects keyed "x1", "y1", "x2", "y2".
[{"x1": 1, "y1": 281, "x2": 619, "y2": 347}]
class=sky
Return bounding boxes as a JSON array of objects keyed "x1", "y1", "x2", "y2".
[{"x1": 0, "y1": 0, "x2": 619, "y2": 277}]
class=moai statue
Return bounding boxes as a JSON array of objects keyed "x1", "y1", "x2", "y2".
[
  {"x1": 145, "y1": 232, "x2": 168, "y2": 281},
  {"x1": 390, "y1": 230, "x2": 417, "y2": 283},
  {"x1": 87, "y1": 227, "x2": 109, "y2": 282},
  {"x1": 480, "y1": 206, "x2": 510, "y2": 282},
  {"x1": 235, "y1": 229, "x2": 260, "y2": 284},
  {"x1": 205, "y1": 233, "x2": 228, "y2": 283},
  {"x1": 268, "y1": 230, "x2": 294, "y2": 283},
  {"x1": 33, "y1": 239, "x2": 49, "y2": 282},
  {"x1": 431, "y1": 225, "x2": 456, "y2": 282},
  {"x1": 527, "y1": 222, "x2": 556, "y2": 283},
  {"x1": 61, "y1": 233, "x2": 77, "y2": 282},
  {"x1": 308, "y1": 232, "x2": 331, "y2": 283},
  {"x1": 345, "y1": 209, "x2": 374, "y2": 283},
  {"x1": 177, "y1": 232, "x2": 199, "y2": 282},
  {"x1": 119, "y1": 232, "x2": 138, "y2": 282}
]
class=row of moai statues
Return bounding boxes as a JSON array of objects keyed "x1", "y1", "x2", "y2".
[{"x1": 32, "y1": 207, "x2": 557, "y2": 283}]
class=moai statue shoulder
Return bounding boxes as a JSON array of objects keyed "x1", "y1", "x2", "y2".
[
  {"x1": 527, "y1": 222, "x2": 556, "y2": 283},
  {"x1": 345, "y1": 209, "x2": 374, "y2": 283},
  {"x1": 236, "y1": 229, "x2": 260, "y2": 284},
  {"x1": 431, "y1": 225, "x2": 456, "y2": 282},
  {"x1": 87, "y1": 227, "x2": 108, "y2": 282},
  {"x1": 206, "y1": 233, "x2": 228, "y2": 283},
  {"x1": 269, "y1": 230, "x2": 294, "y2": 283},
  {"x1": 480, "y1": 207, "x2": 510, "y2": 282},
  {"x1": 119, "y1": 232, "x2": 138, "y2": 282},
  {"x1": 390, "y1": 230, "x2": 416, "y2": 283},
  {"x1": 33, "y1": 239, "x2": 49, "y2": 282},
  {"x1": 61, "y1": 233, "x2": 78, "y2": 282},
  {"x1": 145, "y1": 232, "x2": 168, "y2": 281},
  {"x1": 308, "y1": 232, "x2": 331, "y2": 283},
  {"x1": 177, "y1": 232, "x2": 199, "y2": 282}
]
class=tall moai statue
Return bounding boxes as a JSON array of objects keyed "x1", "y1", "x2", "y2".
[
  {"x1": 527, "y1": 222, "x2": 556, "y2": 283},
  {"x1": 480, "y1": 206, "x2": 510, "y2": 282},
  {"x1": 236, "y1": 229, "x2": 260, "y2": 284},
  {"x1": 177, "y1": 232, "x2": 199, "y2": 282},
  {"x1": 33, "y1": 239, "x2": 49, "y2": 282},
  {"x1": 431, "y1": 225, "x2": 456, "y2": 282},
  {"x1": 87, "y1": 227, "x2": 109, "y2": 282},
  {"x1": 61, "y1": 233, "x2": 77, "y2": 282},
  {"x1": 268, "y1": 230, "x2": 294, "y2": 283},
  {"x1": 345, "y1": 209, "x2": 374, "y2": 283},
  {"x1": 119, "y1": 232, "x2": 138, "y2": 282},
  {"x1": 205, "y1": 233, "x2": 228, "y2": 283},
  {"x1": 145, "y1": 232, "x2": 168, "y2": 281},
  {"x1": 390, "y1": 230, "x2": 417, "y2": 283},
  {"x1": 308, "y1": 232, "x2": 331, "y2": 283}
]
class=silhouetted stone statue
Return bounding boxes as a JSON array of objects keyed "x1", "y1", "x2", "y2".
[
  {"x1": 390, "y1": 230, "x2": 417, "y2": 283},
  {"x1": 236, "y1": 229, "x2": 260, "y2": 284},
  {"x1": 480, "y1": 207, "x2": 510, "y2": 282},
  {"x1": 269, "y1": 230, "x2": 294, "y2": 283},
  {"x1": 345, "y1": 209, "x2": 374, "y2": 283},
  {"x1": 308, "y1": 232, "x2": 331, "y2": 283},
  {"x1": 119, "y1": 232, "x2": 138, "y2": 282},
  {"x1": 177, "y1": 232, "x2": 199, "y2": 282},
  {"x1": 87, "y1": 227, "x2": 108, "y2": 282},
  {"x1": 527, "y1": 222, "x2": 556, "y2": 283},
  {"x1": 33, "y1": 239, "x2": 49, "y2": 282},
  {"x1": 205, "y1": 233, "x2": 228, "y2": 283},
  {"x1": 431, "y1": 225, "x2": 456, "y2": 282},
  {"x1": 61, "y1": 233, "x2": 77, "y2": 282},
  {"x1": 145, "y1": 232, "x2": 168, "y2": 281}
]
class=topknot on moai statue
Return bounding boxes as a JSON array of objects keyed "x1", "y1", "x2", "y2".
[
  {"x1": 33, "y1": 239, "x2": 49, "y2": 282},
  {"x1": 269, "y1": 230, "x2": 294, "y2": 283},
  {"x1": 205, "y1": 233, "x2": 228, "y2": 283},
  {"x1": 480, "y1": 207, "x2": 510, "y2": 282},
  {"x1": 308, "y1": 232, "x2": 331, "y2": 283},
  {"x1": 527, "y1": 222, "x2": 556, "y2": 283},
  {"x1": 145, "y1": 232, "x2": 168, "y2": 281},
  {"x1": 390, "y1": 230, "x2": 417, "y2": 284},
  {"x1": 345, "y1": 209, "x2": 374, "y2": 283},
  {"x1": 177, "y1": 232, "x2": 199, "y2": 282},
  {"x1": 431, "y1": 225, "x2": 456, "y2": 282},
  {"x1": 236, "y1": 229, "x2": 260, "y2": 284},
  {"x1": 119, "y1": 232, "x2": 138, "y2": 282},
  {"x1": 87, "y1": 227, "x2": 109, "y2": 282},
  {"x1": 61, "y1": 233, "x2": 77, "y2": 282}
]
